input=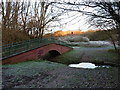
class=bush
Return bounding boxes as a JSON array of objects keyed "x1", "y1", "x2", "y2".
[
  {"x1": 57, "y1": 35, "x2": 89, "y2": 43},
  {"x1": 2, "y1": 30, "x2": 31, "y2": 45},
  {"x1": 66, "y1": 35, "x2": 89, "y2": 42},
  {"x1": 81, "y1": 30, "x2": 111, "y2": 41}
]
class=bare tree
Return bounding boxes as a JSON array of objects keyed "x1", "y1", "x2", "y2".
[
  {"x1": 1, "y1": 0, "x2": 21, "y2": 31},
  {"x1": 53, "y1": 0, "x2": 120, "y2": 51},
  {"x1": 20, "y1": 0, "x2": 30, "y2": 33},
  {"x1": 1, "y1": 0, "x2": 66, "y2": 40},
  {"x1": 1, "y1": 1, "x2": 12, "y2": 31},
  {"x1": 29, "y1": 1, "x2": 65, "y2": 38},
  {"x1": 11, "y1": 2, "x2": 19, "y2": 30}
]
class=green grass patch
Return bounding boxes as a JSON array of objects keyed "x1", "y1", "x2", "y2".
[
  {"x1": 108, "y1": 48, "x2": 120, "y2": 53},
  {"x1": 51, "y1": 47, "x2": 85, "y2": 64},
  {"x1": 50, "y1": 46, "x2": 118, "y2": 65},
  {"x1": 2, "y1": 60, "x2": 66, "y2": 77},
  {"x1": 67, "y1": 43, "x2": 109, "y2": 48}
]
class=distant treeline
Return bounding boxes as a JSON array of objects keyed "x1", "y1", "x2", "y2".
[
  {"x1": 44, "y1": 30, "x2": 118, "y2": 41},
  {"x1": 80, "y1": 30, "x2": 118, "y2": 41},
  {"x1": 2, "y1": 29, "x2": 117, "y2": 45}
]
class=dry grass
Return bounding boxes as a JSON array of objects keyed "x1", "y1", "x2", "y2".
[{"x1": 2, "y1": 30, "x2": 31, "y2": 45}]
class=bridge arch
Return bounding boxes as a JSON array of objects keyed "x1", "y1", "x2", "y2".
[
  {"x1": 42, "y1": 50, "x2": 61, "y2": 60},
  {"x1": 49, "y1": 50, "x2": 61, "y2": 56}
]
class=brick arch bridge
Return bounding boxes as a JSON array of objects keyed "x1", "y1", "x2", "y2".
[{"x1": 2, "y1": 44, "x2": 72, "y2": 64}]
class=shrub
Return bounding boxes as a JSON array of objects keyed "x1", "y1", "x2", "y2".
[
  {"x1": 2, "y1": 30, "x2": 31, "y2": 45},
  {"x1": 81, "y1": 30, "x2": 113, "y2": 41},
  {"x1": 66, "y1": 35, "x2": 89, "y2": 42},
  {"x1": 57, "y1": 35, "x2": 89, "y2": 43}
]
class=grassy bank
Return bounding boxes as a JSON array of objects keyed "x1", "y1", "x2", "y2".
[
  {"x1": 51, "y1": 46, "x2": 119, "y2": 65},
  {"x1": 3, "y1": 60, "x2": 66, "y2": 76}
]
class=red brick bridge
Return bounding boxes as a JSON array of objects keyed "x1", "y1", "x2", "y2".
[{"x1": 2, "y1": 43, "x2": 72, "y2": 64}]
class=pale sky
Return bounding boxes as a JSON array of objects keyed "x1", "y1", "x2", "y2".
[
  {"x1": 58, "y1": 12, "x2": 95, "y2": 31},
  {"x1": 49, "y1": 5, "x2": 97, "y2": 32}
]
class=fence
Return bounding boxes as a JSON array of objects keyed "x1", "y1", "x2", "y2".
[{"x1": 1, "y1": 38, "x2": 70, "y2": 59}]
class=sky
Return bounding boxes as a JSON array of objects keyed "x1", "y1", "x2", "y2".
[
  {"x1": 49, "y1": 4, "x2": 97, "y2": 32},
  {"x1": 56, "y1": 12, "x2": 95, "y2": 31}
]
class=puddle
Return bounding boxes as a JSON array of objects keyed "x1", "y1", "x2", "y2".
[{"x1": 69, "y1": 62, "x2": 110, "y2": 69}]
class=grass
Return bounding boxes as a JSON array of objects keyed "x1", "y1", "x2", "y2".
[
  {"x1": 51, "y1": 47, "x2": 84, "y2": 64},
  {"x1": 2, "y1": 60, "x2": 66, "y2": 77},
  {"x1": 66, "y1": 41, "x2": 112, "y2": 48},
  {"x1": 2, "y1": 60, "x2": 67, "y2": 88},
  {"x1": 50, "y1": 46, "x2": 119, "y2": 65},
  {"x1": 108, "y1": 48, "x2": 120, "y2": 53},
  {"x1": 2, "y1": 58, "x2": 118, "y2": 88},
  {"x1": 68, "y1": 43, "x2": 107, "y2": 48}
]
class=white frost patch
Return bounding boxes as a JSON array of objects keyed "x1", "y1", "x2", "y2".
[
  {"x1": 72, "y1": 47, "x2": 80, "y2": 48},
  {"x1": 69, "y1": 62, "x2": 110, "y2": 69},
  {"x1": 89, "y1": 41, "x2": 113, "y2": 46},
  {"x1": 69, "y1": 62, "x2": 97, "y2": 69}
]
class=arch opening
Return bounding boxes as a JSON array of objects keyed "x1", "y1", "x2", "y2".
[{"x1": 42, "y1": 50, "x2": 61, "y2": 61}]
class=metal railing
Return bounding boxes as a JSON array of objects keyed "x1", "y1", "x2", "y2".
[{"x1": 1, "y1": 38, "x2": 70, "y2": 59}]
